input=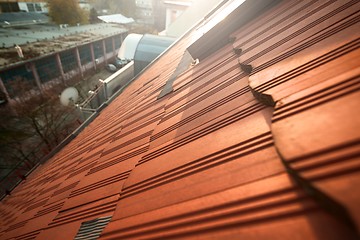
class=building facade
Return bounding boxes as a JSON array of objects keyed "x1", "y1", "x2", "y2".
[
  {"x1": 135, "y1": 0, "x2": 153, "y2": 21},
  {"x1": 0, "y1": 0, "x2": 91, "y2": 13},
  {"x1": 0, "y1": 32, "x2": 127, "y2": 101},
  {"x1": 0, "y1": 1, "x2": 46, "y2": 13},
  {"x1": 135, "y1": 0, "x2": 166, "y2": 31},
  {"x1": 163, "y1": 0, "x2": 192, "y2": 29}
]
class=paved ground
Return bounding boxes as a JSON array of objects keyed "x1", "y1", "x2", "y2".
[{"x1": 77, "y1": 68, "x2": 114, "y2": 97}]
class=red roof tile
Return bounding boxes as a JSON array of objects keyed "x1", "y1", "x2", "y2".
[{"x1": 1, "y1": 0, "x2": 359, "y2": 239}]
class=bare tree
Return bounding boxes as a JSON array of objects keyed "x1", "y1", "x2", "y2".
[{"x1": 1, "y1": 79, "x2": 80, "y2": 164}]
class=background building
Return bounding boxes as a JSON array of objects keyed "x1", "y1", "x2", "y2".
[
  {"x1": 163, "y1": 0, "x2": 192, "y2": 29},
  {"x1": 0, "y1": 0, "x2": 46, "y2": 13},
  {"x1": 135, "y1": 0, "x2": 153, "y2": 23},
  {"x1": 135, "y1": 0, "x2": 166, "y2": 31},
  {"x1": 161, "y1": 0, "x2": 223, "y2": 37},
  {"x1": 0, "y1": 0, "x2": 92, "y2": 13},
  {"x1": 78, "y1": 0, "x2": 91, "y2": 11}
]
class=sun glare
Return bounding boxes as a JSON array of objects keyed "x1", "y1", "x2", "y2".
[{"x1": 193, "y1": 0, "x2": 246, "y2": 41}]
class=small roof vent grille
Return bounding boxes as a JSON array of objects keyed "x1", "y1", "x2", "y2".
[{"x1": 74, "y1": 216, "x2": 112, "y2": 240}]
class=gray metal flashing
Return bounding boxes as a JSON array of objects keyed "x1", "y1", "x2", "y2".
[
  {"x1": 187, "y1": 0, "x2": 281, "y2": 61},
  {"x1": 158, "y1": 50, "x2": 193, "y2": 99}
]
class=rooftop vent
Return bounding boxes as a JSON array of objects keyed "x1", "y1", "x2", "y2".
[{"x1": 74, "y1": 216, "x2": 112, "y2": 240}]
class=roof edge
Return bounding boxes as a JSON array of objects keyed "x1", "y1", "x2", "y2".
[{"x1": 187, "y1": 0, "x2": 281, "y2": 61}]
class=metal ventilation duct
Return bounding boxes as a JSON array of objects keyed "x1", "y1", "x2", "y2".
[
  {"x1": 117, "y1": 33, "x2": 175, "y2": 75},
  {"x1": 133, "y1": 34, "x2": 175, "y2": 75}
]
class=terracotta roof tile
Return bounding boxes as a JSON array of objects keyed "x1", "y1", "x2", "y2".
[{"x1": 0, "y1": 0, "x2": 359, "y2": 239}]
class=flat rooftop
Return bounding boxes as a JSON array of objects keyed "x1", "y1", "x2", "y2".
[{"x1": 0, "y1": 23, "x2": 127, "y2": 68}]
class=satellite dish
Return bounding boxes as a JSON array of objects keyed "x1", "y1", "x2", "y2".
[
  {"x1": 106, "y1": 64, "x2": 117, "y2": 72},
  {"x1": 60, "y1": 87, "x2": 79, "y2": 106}
]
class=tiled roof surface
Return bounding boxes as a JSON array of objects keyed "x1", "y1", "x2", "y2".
[{"x1": 1, "y1": 0, "x2": 359, "y2": 239}]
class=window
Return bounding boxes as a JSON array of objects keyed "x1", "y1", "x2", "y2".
[
  {"x1": 27, "y1": 3, "x2": 35, "y2": 12},
  {"x1": 35, "y1": 3, "x2": 42, "y2": 12},
  {"x1": 93, "y1": 41, "x2": 103, "y2": 59}
]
